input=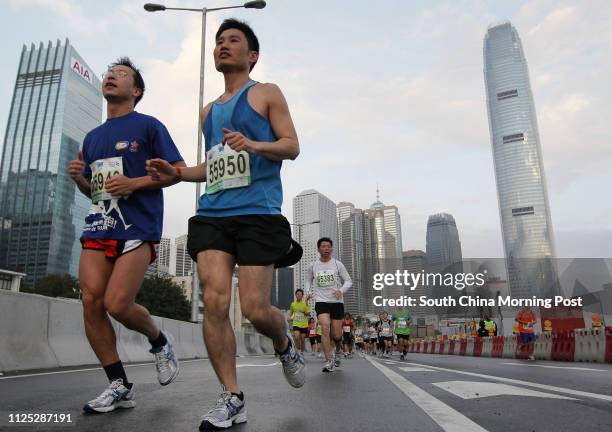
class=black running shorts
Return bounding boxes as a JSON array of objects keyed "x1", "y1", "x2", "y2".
[
  {"x1": 292, "y1": 326, "x2": 309, "y2": 335},
  {"x1": 315, "y1": 302, "x2": 344, "y2": 320},
  {"x1": 342, "y1": 333, "x2": 353, "y2": 345},
  {"x1": 187, "y1": 214, "x2": 300, "y2": 267}
]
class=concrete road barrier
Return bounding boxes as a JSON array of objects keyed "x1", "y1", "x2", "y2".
[
  {"x1": 0, "y1": 291, "x2": 59, "y2": 372},
  {"x1": 47, "y1": 298, "x2": 98, "y2": 367},
  {"x1": 0, "y1": 291, "x2": 270, "y2": 374}
]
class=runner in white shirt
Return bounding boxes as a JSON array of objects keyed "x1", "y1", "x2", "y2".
[{"x1": 304, "y1": 237, "x2": 352, "y2": 372}]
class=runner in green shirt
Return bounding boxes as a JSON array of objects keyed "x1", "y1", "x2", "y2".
[
  {"x1": 393, "y1": 309, "x2": 413, "y2": 360},
  {"x1": 288, "y1": 289, "x2": 311, "y2": 353}
]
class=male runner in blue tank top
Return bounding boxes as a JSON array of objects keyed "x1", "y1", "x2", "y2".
[
  {"x1": 146, "y1": 19, "x2": 304, "y2": 431},
  {"x1": 67, "y1": 58, "x2": 185, "y2": 414}
]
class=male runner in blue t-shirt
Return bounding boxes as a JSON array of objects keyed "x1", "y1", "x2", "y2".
[
  {"x1": 146, "y1": 19, "x2": 304, "y2": 431},
  {"x1": 67, "y1": 57, "x2": 185, "y2": 414}
]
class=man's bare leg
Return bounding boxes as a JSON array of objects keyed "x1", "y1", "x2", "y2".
[
  {"x1": 104, "y1": 244, "x2": 159, "y2": 339},
  {"x1": 318, "y1": 314, "x2": 332, "y2": 362},
  {"x1": 199, "y1": 251, "x2": 239, "y2": 393},
  {"x1": 80, "y1": 249, "x2": 116, "y2": 365},
  {"x1": 238, "y1": 265, "x2": 288, "y2": 353}
]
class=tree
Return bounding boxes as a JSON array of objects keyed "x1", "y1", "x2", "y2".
[
  {"x1": 136, "y1": 275, "x2": 191, "y2": 321},
  {"x1": 24, "y1": 274, "x2": 81, "y2": 299}
]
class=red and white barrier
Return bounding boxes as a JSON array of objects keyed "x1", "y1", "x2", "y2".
[{"x1": 403, "y1": 327, "x2": 612, "y2": 364}]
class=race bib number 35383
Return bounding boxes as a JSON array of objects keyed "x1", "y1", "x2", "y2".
[
  {"x1": 316, "y1": 270, "x2": 336, "y2": 288},
  {"x1": 206, "y1": 143, "x2": 250, "y2": 195},
  {"x1": 90, "y1": 157, "x2": 124, "y2": 203}
]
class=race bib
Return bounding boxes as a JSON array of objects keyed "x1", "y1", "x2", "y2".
[
  {"x1": 397, "y1": 318, "x2": 407, "y2": 329},
  {"x1": 294, "y1": 312, "x2": 304, "y2": 322},
  {"x1": 309, "y1": 328, "x2": 316, "y2": 336},
  {"x1": 316, "y1": 270, "x2": 336, "y2": 288},
  {"x1": 381, "y1": 325, "x2": 391, "y2": 336},
  {"x1": 343, "y1": 326, "x2": 351, "y2": 333},
  {"x1": 206, "y1": 143, "x2": 251, "y2": 194},
  {"x1": 90, "y1": 157, "x2": 123, "y2": 203},
  {"x1": 356, "y1": 336, "x2": 364, "y2": 343}
]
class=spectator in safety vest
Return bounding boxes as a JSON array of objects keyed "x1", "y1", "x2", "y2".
[{"x1": 484, "y1": 316, "x2": 497, "y2": 336}]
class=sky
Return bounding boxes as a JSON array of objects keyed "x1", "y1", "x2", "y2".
[{"x1": 1, "y1": 0, "x2": 611, "y2": 258}]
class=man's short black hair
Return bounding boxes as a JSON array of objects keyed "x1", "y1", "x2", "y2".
[
  {"x1": 109, "y1": 57, "x2": 145, "y2": 105},
  {"x1": 215, "y1": 18, "x2": 260, "y2": 71},
  {"x1": 295, "y1": 288, "x2": 304, "y2": 295},
  {"x1": 317, "y1": 237, "x2": 333, "y2": 248}
]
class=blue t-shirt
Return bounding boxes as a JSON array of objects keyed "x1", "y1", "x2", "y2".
[
  {"x1": 81, "y1": 111, "x2": 183, "y2": 241},
  {"x1": 197, "y1": 81, "x2": 283, "y2": 217}
]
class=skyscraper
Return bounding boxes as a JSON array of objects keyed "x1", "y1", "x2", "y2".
[
  {"x1": 402, "y1": 250, "x2": 432, "y2": 324},
  {"x1": 175, "y1": 234, "x2": 192, "y2": 277},
  {"x1": 425, "y1": 213, "x2": 462, "y2": 274},
  {"x1": 157, "y1": 237, "x2": 171, "y2": 275},
  {"x1": 426, "y1": 213, "x2": 463, "y2": 318},
  {"x1": 0, "y1": 39, "x2": 102, "y2": 285},
  {"x1": 484, "y1": 22, "x2": 557, "y2": 298},
  {"x1": 337, "y1": 202, "x2": 366, "y2": 315},
  {"x1": 292, "y1": 189, "x2": 338, "y2": 296},
  {"x1": 363, "y1": 192, "x2": 403, "y2": 312}
]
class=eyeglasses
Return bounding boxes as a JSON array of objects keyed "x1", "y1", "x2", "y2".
[{"x1": 102, "y1": 69, "x2": 130, "y2": 79}]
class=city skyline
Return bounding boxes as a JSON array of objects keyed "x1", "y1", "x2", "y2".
[{"x1": 0, "y1": 1, "x2": 609, "y2": 261}]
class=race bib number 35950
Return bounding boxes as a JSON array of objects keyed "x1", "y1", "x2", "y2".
[
  {"x1": 206, "y1": 143, "x2": 250, "y2": 195},
  {"x1": 90, "y1": 157, "x2": 123, "y2": 203}
]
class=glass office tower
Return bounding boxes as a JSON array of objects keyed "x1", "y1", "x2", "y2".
[
  {"x1": 0, "y1": 39, "x2": 102, "y2": 285},
  {"x1": 484, "y1": 23, "x2": 557, "y2": 298}
]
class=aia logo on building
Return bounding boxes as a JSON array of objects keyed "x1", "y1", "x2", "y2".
[{"x1": 70, "y1": 57, "x2": 93, "y2": 84}]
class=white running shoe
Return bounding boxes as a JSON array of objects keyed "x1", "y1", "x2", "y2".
[
  {"x1": 277, "y1": 331, "x2": 306, "y2": 388},
  {"x1": 150, "y1": 331, "x2": 179, "y2": 386},
  {"x1": 199, "y1": 387, "x2": 246, "y2": 431},
  {"x1": 83, "y1": 379, "x2": 135, "y2": 413}
]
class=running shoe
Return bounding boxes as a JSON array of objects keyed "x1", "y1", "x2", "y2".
[
  {"x1": 150, "y1": 331, "x2": 179, "y2": 386},
  {"x1": 199, "y1": 387, "x2": 246, "y2": 431},
  {"x1": 83, "y1": 379, "x2": 135, "y2": 413},
  {"x1": 277, "y1": 331, "x2": 305, "y2": 388},
  {"x1": 333, "y1": 351, "x2": 341, "y2": 368},
  {"x1": 400, "y1": 354, "x2": 405, "y2": 361},
  {"x1": 322, "y1": 360, "x2": 335, "y2": 373}
]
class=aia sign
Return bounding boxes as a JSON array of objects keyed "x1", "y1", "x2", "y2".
[{"x1": 70, "y1": 57, "x2": 93, "y2": 84}]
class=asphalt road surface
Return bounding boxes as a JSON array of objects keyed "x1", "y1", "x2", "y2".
[{"x1": 1, "y1": 352, "x2": 612, "y2": 432}]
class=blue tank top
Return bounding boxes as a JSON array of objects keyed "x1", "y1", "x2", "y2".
[{"x1": 197, "y1": 80, "x2": 283, "y2": 217}]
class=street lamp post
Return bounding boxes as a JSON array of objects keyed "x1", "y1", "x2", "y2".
[{"x1": 144, "y1": 1, "x2": 266, "y2": 322}]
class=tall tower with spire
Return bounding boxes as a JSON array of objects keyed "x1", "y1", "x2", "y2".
[{"x1": 364, "y1": 187, "x2": 403, "y2": 312}]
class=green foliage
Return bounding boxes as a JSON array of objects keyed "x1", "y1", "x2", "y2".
[
  {"x1": 136, "y1": 275, "x2": 191, "y2": 321},
  {"x1": 24, "y1": 274, "x2": 81, "y2": 299}
]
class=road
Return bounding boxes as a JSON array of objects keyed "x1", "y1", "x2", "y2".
[{"x1": 1, "y1": 352, "x2": 612, "y2": 431}]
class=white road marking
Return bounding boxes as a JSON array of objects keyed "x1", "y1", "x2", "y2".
[
  {"x1": 0, "y1": 357, "x2": 278, "y2": 380},
  {"x1": 433, "y1": 381, "x2": 577, "y2": 400},
  {"x1": 399, "y1": 367, "x2": 439, "y2": 373},
  {"x1": 236, "y1": 362, "x2": 280, "y2": 368},
  {"x1": 404, "y1": 362, "x2": 612, "y2": 402},
  {"x1": 367, "y1": 357, "x2": 489, "y2": 432},
  {"x1": 501, "y1": 362, "x2": 610, "y2": 372},
  {"x1": 0, "y1": 359, "x2": 208, "y2": 380}
]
